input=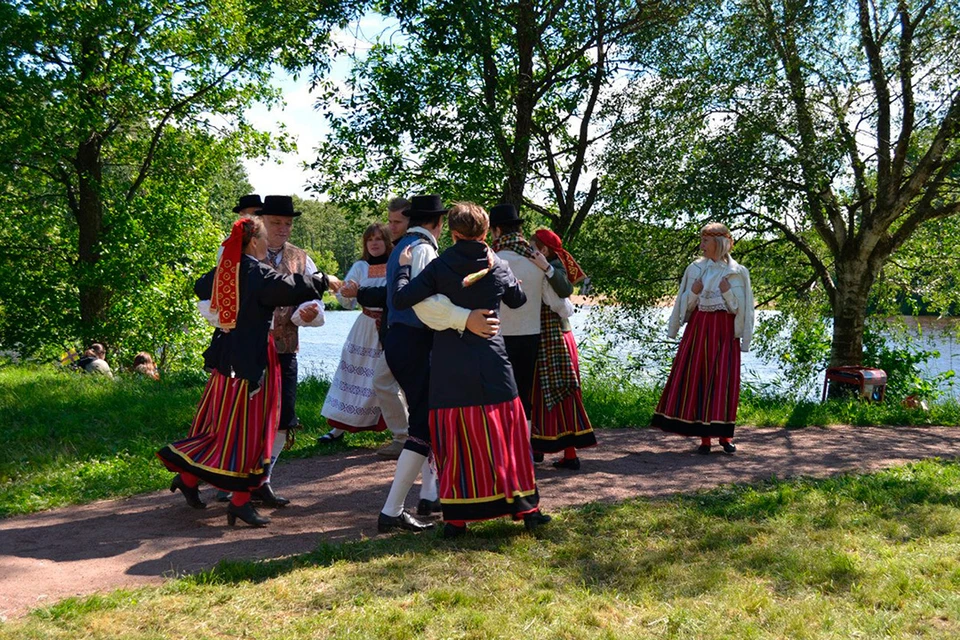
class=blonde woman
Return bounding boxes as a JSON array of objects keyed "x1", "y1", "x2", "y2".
[{"x1": 653, "y1": 223, "x2": 754, "y2": 454}]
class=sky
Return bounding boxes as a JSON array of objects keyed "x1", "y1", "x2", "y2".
[{"x1": 242, "y1": 15, "x2": 398, "y2": 200}]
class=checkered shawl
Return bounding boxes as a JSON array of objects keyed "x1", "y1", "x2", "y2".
[
  {"x1": 491, "y1": 231, "x2": 538, "y2": 260},
  {"x1": 536, "y1": 292, "x2": 578, "y2": 411}
]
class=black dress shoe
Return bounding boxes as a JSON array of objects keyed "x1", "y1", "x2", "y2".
[
  {"x1": 552, "y1": 456, "x2": 581, "y2": 470},
  {"x1": 377, "y1": 510, "x2": 435, "y2": 533},
  {"x1": 721, "y1": 441, "x2": 737, "y2": 454},
  {"x1": 442, "y1": 523, "x2": 467, "y2": 539},
  {"x1": 416, "y1": 498, "x2": 442, "y2": 516},
  {"x1": 226, "y1": 502, "x2": 270, "y2": 527},
  {"x1": 215, "y1": 490, "x2": 232, "y2": 503},
  {"x1": 318, "y1": 430, "x2": 345, "y2": 443},
  {"x1": 170, "y1": 474, "x2": 206, "y2": 509},
  {"x1": 532, "y1": 452, "x2": 544, "y2": 463},
  {"x1": 250, "y1": 483, "x2": 290, "y2": 508},
  {"x1": 523, "y1": 510, "x2": 552, "y2": 531},
  {"x1": 697, "y1": 444, "x2": 711, "y2": 455}
]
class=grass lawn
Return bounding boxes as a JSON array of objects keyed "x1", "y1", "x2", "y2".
[
  {"x1": 2, "y1": 363, "x2": 959, "y2": 517},
  {"x1": 2, "y1": 459, "x2": 960, "y2": 638}
]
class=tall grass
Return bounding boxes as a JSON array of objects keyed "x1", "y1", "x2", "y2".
[{"x1": 4, "y1": 459, "x2": 960, "y2": 638}]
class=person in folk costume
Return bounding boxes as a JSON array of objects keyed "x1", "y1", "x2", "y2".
[
  {"x1": 528, "y1": 228, "x2": 597, "y2": 470},
  {"x1": 318, "y1": 222, "x2": 394, "y2": 441},
  {"x1": 374, "y1": 194, "x2": 497, "y2": 533},
  {"x1": 158, "y1": 217, "x2": 340, "y2": 527},
  {"x1": 256, "y1": 195, "x2": 327, "y2": 506},
  {"x1": 652, "y1": 222, "x2": 755, "y2": 454},
  {"x1": 353, "y1": 198, "x2": 501, "y2": 461},
  {"x1": 392, "y1": 202, "x2": 551, "y2": 538},
  {"x1": 489, "y1": 204, "x2": 575, "y2": 445}
]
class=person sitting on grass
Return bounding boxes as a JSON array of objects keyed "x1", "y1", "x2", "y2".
[
  {"x1": 132, "y1": 352, "x2": 160, "y2": 380},
  {"x1": 77, "y1": 343, "x2": 113, "y2": 379}
]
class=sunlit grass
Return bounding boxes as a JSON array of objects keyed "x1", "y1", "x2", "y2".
[{"x1": 4, "y1": 460, "x2": 960, "y2": 638}]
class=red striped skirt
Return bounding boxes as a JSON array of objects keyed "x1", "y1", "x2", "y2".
[
  {"x1": 429, "y1": 397, "x2": 540, "y2": 522},
  {"x1": 157, "y1": 337, "x2": 282, "y2": 492},
  {"x1": 652, "y1": 309, "x2": 740, "y2": 438},
  {"x1": 531, "y1": 331, "x2": 597, "y2": 453}
]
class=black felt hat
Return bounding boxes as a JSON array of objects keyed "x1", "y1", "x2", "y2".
[
  {"x1": 405, "y1": 194, "x2": 448, "y2": 220},
  {"x1": 232, "y1": 194, "x2": 263, "y2": 213},
  {"x1": 489, "y1": 203, "x2": 522, "y2": 227},
  {"x1": 259, "y1": 195, "x2": 301, "y2": 217}
]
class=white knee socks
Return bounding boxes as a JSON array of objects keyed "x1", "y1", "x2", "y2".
[
  {"x1": 381, "y1": 449, "x2": 427, "y2": 517},
  {"x1": 419, "y1": 456, "x2": 438, "y2": 501},
  {"x1": 268, "y1": 430, "x2": 287, "y2": 481}
]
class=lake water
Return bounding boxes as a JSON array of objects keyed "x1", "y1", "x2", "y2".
[{"x1": 299, "y1": 308, "x2": 960, "y2": 397}]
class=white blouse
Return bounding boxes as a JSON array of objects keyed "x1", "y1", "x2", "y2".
[{"x1": 667, "y1": 257, "x2": 755, "y2": 352}]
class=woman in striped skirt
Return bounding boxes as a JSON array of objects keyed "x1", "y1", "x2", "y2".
[
  {"x1": 652, "y1": 222, "x2": 754, "y2": 454},
  {"x1": 391, "y1": 202, "x2": 550, "y2": 538},
  {"x1": 158, "y1": 216, "x2": 338, "y2": 526}
]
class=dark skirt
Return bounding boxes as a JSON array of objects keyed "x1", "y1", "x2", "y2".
[
  {"x1": 652, "y1": 309, "x2": 741, "y2": 438},
  {"x1": 157, "y1": 337, "x2": 282, "y2": 492},
  {"x1": 531, "y1": 330, "x2": 597, "y2": 453},
  {"x1": 430, "y1": 397, "x2": 540, "y2": 522}
]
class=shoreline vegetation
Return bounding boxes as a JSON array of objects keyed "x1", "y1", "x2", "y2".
[{"x1": 1, "y1": 364, "x2": 958, "y2": 519}]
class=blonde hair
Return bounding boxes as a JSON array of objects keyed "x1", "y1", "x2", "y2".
[
  {"x1": 701, "y1": 222, "x2": 733, "y2": 262},
  {"x1": 447, "y1": 202, "x2": 489, "y2": 240}
]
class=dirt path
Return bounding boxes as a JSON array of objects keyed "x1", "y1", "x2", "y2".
[{"x1": 2, "y1": 425, "x2": 958, "y2": 620}]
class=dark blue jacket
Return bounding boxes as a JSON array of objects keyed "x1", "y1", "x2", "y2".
[
  {"x1": 386, "y1": 231, "x2": 432, "y2": 329},
  {"x1": 393, "y1": 240, "x2": 526, "y2": 408},
  {"x1": 195, "y1": 255, "x2": 328, "y2": 385}
]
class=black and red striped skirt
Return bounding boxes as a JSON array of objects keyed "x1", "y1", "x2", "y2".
[
  {"x1": 531, "y1": 330, "x2": 597, "y2": 453},
  {"x1": 652, "y1": 309, "x2": 740, "y2": 438},
  {"x1": 429, "y1": 397, "x2": 540, "y2": 522}
]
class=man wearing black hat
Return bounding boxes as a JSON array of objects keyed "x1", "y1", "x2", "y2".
[
  {"x1": 489, "y1": 203, "x2": 574, "y2": 442},
  {"x1": 256, "y1": 195, "x2": 339, "y2": 506},
  {"x1": 233, "y1": 194, "x2": 264, "y2": 216},
  {"x1": 376, "y1": 194, "x2": 458, "y2": 533}
]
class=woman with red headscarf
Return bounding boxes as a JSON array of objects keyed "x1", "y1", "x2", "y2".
[
  {"x1": 158, "y1": 217, "x2": 339, "y2": 527},
  {"x1": 529, "y1": 228, "x2": 597, "y2": 470}
]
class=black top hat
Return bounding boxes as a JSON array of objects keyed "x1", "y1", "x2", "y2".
[
  {"x1": 406, "y1": 194, "x2": 448, "y2": 219},
  {"x1": 489, "y1": 203, "x2": 522, "y2": 228},
  {"x1": 232, "y1": 194, "x2": 263, "y2": 213},
  {"x1": 259, "y1": 195, "x2": 302, "y2": 217}
]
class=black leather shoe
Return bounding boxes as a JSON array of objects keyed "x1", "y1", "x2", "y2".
[
  {"x1": 318, "y1": 430, "x2": 344, "y2": 443},
  {"x1": 721, "y1": 441, "x2": 737, "y2": 454},
  {"x1": 226, "y1": 502, "x2": 270, "y2": 527},
  {"x1": 697, "y1": 444, "x2": 711, "y2": 455},
  {"x1": 170, "y1": 474, "x2": 206, "y2": 509},
  {"x1": 377, "y1": 510, "x2": 435, "y2": 533},
  {"x1": 215, "y1": 490, "x2": 232, "y2": 503},
  {"x1": 552, "y1": 456, "x2": 581, "y2": 470},
  {"x1": 416, "y1": 498, "x2": 442, "y2": 516},
  {"x1": 250, "y1": 483, "x2": 290, "y2": 508},
  {"x1": 532, "y1": 452, "x2": 544, "y2": 463},
  {"x1": 442, "y1": 523, "x2": 467, "y2": 539},
  {"x1": 523, "y1": 511, "x2": 552, "y2": 531}
]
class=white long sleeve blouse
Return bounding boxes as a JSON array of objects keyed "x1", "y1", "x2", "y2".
[{"x1": 667, "y1": 257, "x2": 755, "y2": 352}]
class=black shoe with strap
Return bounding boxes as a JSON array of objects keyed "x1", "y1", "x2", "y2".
[
  {"x1": 226, "y1": 502, "x2": 270, "y2": 527},
  {"x1": 697, "y1": 444, "x2": 711, "y2": 455},
  {"x1": 318, "y1": 430, "x2": 345, "y2": 443},
  {"x1": 251, "y1": 483, "x2": 290, "y2": 508},
  {"x1": 377, "y1": 510, "x2": 435, "y2": 533},
  {"x1": 552, "y1": 456, "x2": 581, "y2": 470},
  {"x1": 442, "y1": 523, "x2": 467, "y2": 539},
  {"x1": 721, "y1": 441, "x2": 737, "y2": 454},
  {"x1": 170, "y1": 474, "x2": 206, "y2": 509},
  {"x1": 523, "y1": 510, "x2": 552, "y2": 531}
]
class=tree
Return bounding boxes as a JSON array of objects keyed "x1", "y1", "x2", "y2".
[
  {"x1": 0, "y1": 0, "x2": 364, "y2": 355},
  {"x1": 603, "y1": 0, "x2": 960, "y2": 366},
  {"x1": 312, "y1": 0, "x2": 681, "y2": 238}
]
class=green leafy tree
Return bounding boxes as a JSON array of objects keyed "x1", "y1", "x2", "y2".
[
  {"x1": 312, "y1": 0, "x2": 681, "y2": 238},
  {"x1": 604, "y1": 0, "x2": 960, "y2": 366},
  {"x1": 0, "y1": 0, "x2": 365, "y2": 360}
]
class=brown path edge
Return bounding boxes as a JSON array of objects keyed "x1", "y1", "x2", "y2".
[{"x1": 1, "y1": 425, "x2": 958, "y2": 620}]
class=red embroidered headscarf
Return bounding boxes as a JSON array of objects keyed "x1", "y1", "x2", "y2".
[
  {"x1": 210, "y1": 218, "x2": 247, "y2": 330},
  {"x1": 533, "y1": 229, "x2": 586, "y2": 284}
]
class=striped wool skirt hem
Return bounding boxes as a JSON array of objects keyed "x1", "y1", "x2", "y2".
[
  {"x1": 652, "y1": 309, "x2": 740, "y2": 439},
  {"x1": 430, "y1": 397, "x2": 540, "y2": 522},
  {"x1": 157, "y1": 337, "x2": 282, "y2": 492},
  {"x1": 531, "y1": 331, "x2": 597, "y2": 454}
]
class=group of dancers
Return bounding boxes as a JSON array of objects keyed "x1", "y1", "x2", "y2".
[{"x1": 157, "y1": 193, "x2": 754, "y2": 535}]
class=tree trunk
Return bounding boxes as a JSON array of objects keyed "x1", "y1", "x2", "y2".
[
  {"x1": 828, "y1": 258, "x2": 878, "y2": 367},
  {"x1": 75, "y1": 134, "x2": 108, "y2": 341},
  {"x1": 502, "y1": 0, "x2": 536, "y2": 207}
]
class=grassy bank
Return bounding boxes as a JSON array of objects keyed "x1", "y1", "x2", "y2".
[
  {"x1": 2, "y1": 364, "x2": 958, "y2": 517},
  {"x1": 3, "y1": 459, "x2": 960, "y2": 638}
]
